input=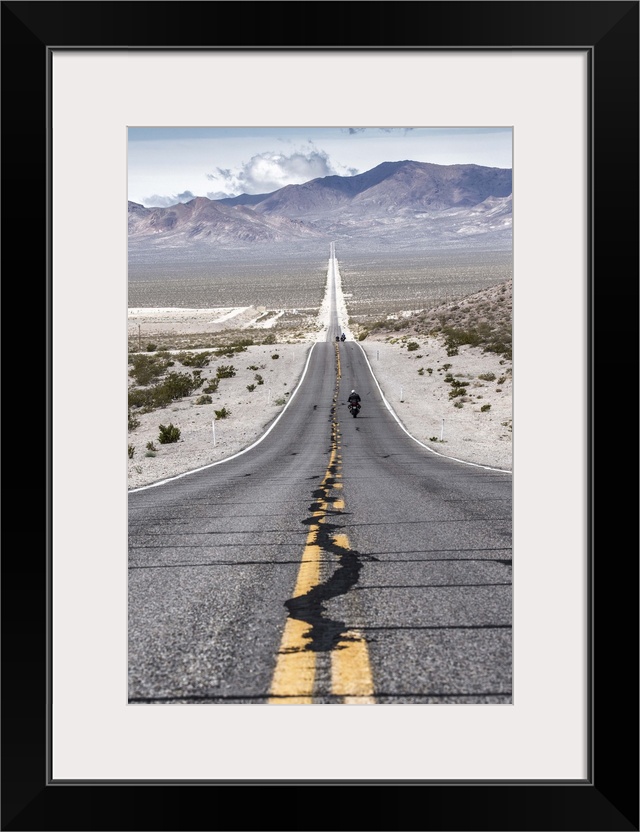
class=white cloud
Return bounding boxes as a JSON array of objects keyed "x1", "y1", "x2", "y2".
[
  {"x1": 207, "y1": 147, "x2": 358, "y2": 196},
  {"x1": 206, "y1": 190, "x2": 235, "y2": 200},
  {"x1": 142, "y1": 190, "x2": 196, "y2": 207}
]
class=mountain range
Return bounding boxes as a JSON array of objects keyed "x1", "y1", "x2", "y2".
[{"x1": 128, "y1": 160, "x2": 512, "y2": 255}]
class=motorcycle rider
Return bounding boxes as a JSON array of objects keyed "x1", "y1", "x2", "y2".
[{"x1": 348, "y1": 389, "x2": 361, "y2": 408}]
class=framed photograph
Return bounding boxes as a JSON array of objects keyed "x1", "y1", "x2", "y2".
[{"x1": 3, "y1": 1, "x2": 637, "y2": 830}]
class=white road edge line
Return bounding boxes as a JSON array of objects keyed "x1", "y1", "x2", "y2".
[
  {"x1": 356, "y1": 342, "x2": 512, "y2": 474},
  {"x1": 128, "y1": 342, "x2": 318, "y2": 493}
]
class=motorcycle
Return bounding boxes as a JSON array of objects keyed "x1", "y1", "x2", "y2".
[{"x1": 348, "y1": 400, "x2": 361, "y2": 418}]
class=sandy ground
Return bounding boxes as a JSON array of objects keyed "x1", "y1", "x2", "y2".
[
  {"x1": 359, "y1": 334, "x2": 512, "y2": 470},
  {"x1": 127, "y1": 313, "x2": 512, "y2": 492}
]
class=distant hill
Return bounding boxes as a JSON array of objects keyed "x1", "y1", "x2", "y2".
[
  {"x1": 367, "y1": 278, "x2": 513, "y2": 358},
  {"x1": 129, "y1": 160, "x2": 512, "y2": 255}
]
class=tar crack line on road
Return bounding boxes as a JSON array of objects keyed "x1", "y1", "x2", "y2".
[{"x1": 268, "y1": 343, "x2": 377, "y2": 704}]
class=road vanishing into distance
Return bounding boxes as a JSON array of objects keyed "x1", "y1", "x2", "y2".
[{"x1": 128, "y1": 244, "x2": 513, "y2": 704}]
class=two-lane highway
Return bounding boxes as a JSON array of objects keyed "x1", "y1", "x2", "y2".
[{"x1": 128, "y1": 250, "x2": 512, "y2": 704}]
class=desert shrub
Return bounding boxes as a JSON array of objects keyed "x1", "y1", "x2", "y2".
[
  {"x1": 498, "y1": 376, "x2": 507, "y2": 385},
  {"x1": 247, "y1": 384, "x2": 256, "y2": 392},
  {"x1": 158, "y1": 423, "x2": 181, "y2": 444},
  {"x1": 196, "y1": 394, "x2": 212, "y2": 404},
  {"x1": 453, "y1": 401, "x2": 464, "y2": 408},
  {"x1": 254, "y1": 374, "x2": 264, "y2": 385},
  {"x1": 406, "y1": 341, "x2": 419, "y2": 351},
  {"x1": 427, "y1": 368, "x2": 433, "y2": 375},
  {"x1": 144, "y1": 451, "x2": 156, "y2": 458},
  {"x1": 128, "y1": 388, "x2": 154, "y2": 410},
  {"x1": 214, "y1": 407, "x2": 231, "y2": 420},
  {"x1": 146, "y1": 343, "x2": 157, "y2": 352},
  {"x1": 417, "y1": 368, "x2": 425, "y2": 375},
  {"x1": 216, "y1": 365, "x2": 236, "y2": 378},
  {"x1": 449, "y1": 387, "x2": 467, "y2": 399},
  {"x1": 128, "y1": 353, "x2": 173, "y2": 386},
  {"x1": 271, "y1": 354, "x2": 280, "y2": 360},
  {"x1": 262, "y1": 333, "x2": 277, "y2": 345},
  {"x1": 128, "y1": 411, "x2": 140, "y2": 431},
  {"x1": 177, "y1": 351, "x2": 212, "y2": 368},
  {"x1": 358, "y1": 331, "x2": 368, "y2": 341},
  {"x1": 162, "y1": 371, "x2": 202, "y2": 400},
  {"x1": 478, "y1": 372, "x2": 497, "y2": 382},
  {"x1": 247, "y1": 365, "x2": 259, "y2": 371},
  {"x1": 215, "y1": 343, "x2": 249, "y2": 357},
  {"x1": 441, "y1": 322, "x2": 512, "y2": 360},
  {"x1": 128, "y1": 444, "x2": 135, "y2": 459},
  {"x1": 480, "y1": 404, "x2": 492, "y2": 412},
  {"x1": 486, "y1": 341, "x2": 512, "y2": 360},
  {"x1": 221, "y1": 338, "x2": 253, "y2": 353},
  {"x1": 204, "y1": 378, "x2": 219, "y2": 394},
  {"x1": 274, "y1": 396, "x2": 286, "y2": 405},
  {"x1": 443, "y1": 325, "x2": 483, "y2": 350},
  {"x1": 367, "y1": 320, "x2": 386, "y2": 332}
]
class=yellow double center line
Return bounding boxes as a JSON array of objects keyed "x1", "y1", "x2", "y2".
[{"x1": 268, "y1": 344, "x2": 375, "y2": 704}]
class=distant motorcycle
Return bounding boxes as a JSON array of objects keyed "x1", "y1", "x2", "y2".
[{"x1": 348, "y1": 401, "x2": 361, "y2": 418}]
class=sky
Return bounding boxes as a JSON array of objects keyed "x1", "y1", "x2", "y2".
[{"x1": 128, "y1": 127, "x2": 513, "y2": 208}]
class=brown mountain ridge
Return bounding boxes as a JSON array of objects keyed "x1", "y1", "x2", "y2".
[{"x1": 129, "y1": 160, "x2": 512, "y2": 254}]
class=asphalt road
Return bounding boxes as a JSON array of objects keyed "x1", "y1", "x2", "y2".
[{"x1": 128, "y1": 253, "x2": 512, "y2": 705}]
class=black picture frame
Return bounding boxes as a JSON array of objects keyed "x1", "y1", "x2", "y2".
[{"x1": 2, "y1": 2, "x2": 638, "y2": 830}]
